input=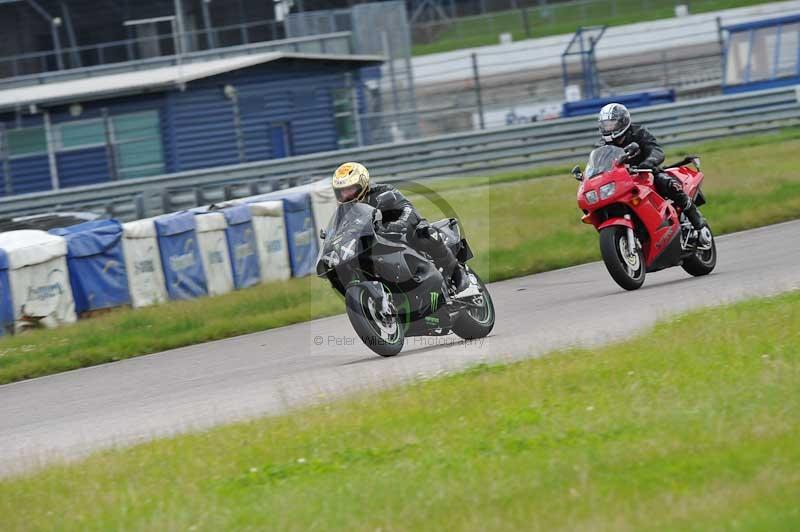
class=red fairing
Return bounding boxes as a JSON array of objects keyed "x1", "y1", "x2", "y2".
[{"x1": 577, "y1": 161, "x2": 704, "y2": 269}]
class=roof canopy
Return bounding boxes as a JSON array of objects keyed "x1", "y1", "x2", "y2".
[{"x1": 0, "y1": 51, "x2": 384, "y2": 113}]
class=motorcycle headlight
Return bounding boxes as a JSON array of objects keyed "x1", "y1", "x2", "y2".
[
  {"x1": 599, "y1": 182, "x2": 616, "y2": 200},
  {"x1": 585, "y1": 190, "x2": 599, "y2": 204}
]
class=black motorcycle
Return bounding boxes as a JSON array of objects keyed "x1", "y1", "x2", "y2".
[{"x1": 316, "y1": 202, "x2": 495, "y2": 357}]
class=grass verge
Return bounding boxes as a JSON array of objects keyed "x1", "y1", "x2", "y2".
[
  {"x1": 413, "y1": 0, "x2": 778, "y2": 55},
  {"x1": 0, "y1": 129, "x2": 798, "y2": 384},
  {"x1": 2, "y1": 291, "x2": 799, "y2": 530}
]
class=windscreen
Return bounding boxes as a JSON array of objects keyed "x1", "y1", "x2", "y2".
[
  {"x1": 316, "y1": 202, "x2": 377, "y2": 274},
  {"x1": 585, "y1": 145, "x2": 626, "y2": 178}
]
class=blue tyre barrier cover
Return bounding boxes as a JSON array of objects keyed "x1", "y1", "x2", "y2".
[
  {"x1": 221, "y1": 205, "x2": 261, "y2": 289},
  {"x1": 154, "y1": 212, "x2": 208, "y2": 300},
  {"x1": 50, "y1": 219, "x2": 130, "y2": 314},
  {"x1": 0, "y1": 250, "x2": 15, "y2": 334},
  {"x1": 278, "y1": 193, "x2": 318, "y2": 278}
]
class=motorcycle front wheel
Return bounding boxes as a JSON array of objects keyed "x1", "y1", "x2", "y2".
[
  {"x1": 599, "y1": 226, "x2": 646, "y2": 291},
  {"x1": 452, "y1": 269, "x2": 495, "y2": 340},
  {"x1": 345, "y1": 285, "x2": 404, "y2": 357}
]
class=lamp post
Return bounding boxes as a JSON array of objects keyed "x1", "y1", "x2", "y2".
[
  {"x1": 21, "y1": 0, "x2": 64, "y2": 70},
  {"x1": 224, "y1": 84, "x2": 246, "y2": 163}
]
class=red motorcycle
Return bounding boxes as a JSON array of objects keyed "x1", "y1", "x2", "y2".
[{"x1": 572, "y1": 143, "x2": 716, "y2": 290}]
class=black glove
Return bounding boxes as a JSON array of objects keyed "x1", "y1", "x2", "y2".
[{"x1": 414, "y1": 222, "x2": 434, "y2": 239}]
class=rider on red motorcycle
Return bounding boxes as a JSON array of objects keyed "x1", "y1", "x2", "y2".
[{"x1": 598, "y1": 103, "x2": 710, "y2": 245}]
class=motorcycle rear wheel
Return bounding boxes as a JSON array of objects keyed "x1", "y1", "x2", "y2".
[
  {"x1": 345, "y1": 285, "x2": 404, "y2": 357},
  {"x1": 599, "y1": 226, "x2": 646, "y2": 291},
  {"x1": 682, "y1": 227, "x2": 717, "y2": 277}
]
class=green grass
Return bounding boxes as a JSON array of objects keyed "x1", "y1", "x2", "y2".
[
  {"x1": 0, "y1": 129, "x2": 798, "y2": 384},
  {"x1": 413, "y1": 0, "x2": 781, "y2": 55},
  {"x1": 2, "y1": 290, "x2": 799, "y2": 530}
]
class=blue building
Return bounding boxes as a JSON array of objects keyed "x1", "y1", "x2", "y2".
[{"x1": 0, "y1": 51, "x2": 382, "y2": 196}]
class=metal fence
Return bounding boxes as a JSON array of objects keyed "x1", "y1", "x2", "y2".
[
  {"x1": 0, "y1": 32, "x2": 355, "y2": 90},
  {"x1": 0, "y1": 85, "x2": 796, "y2": 222},
  {"x1": 0, "y1": 18, "x2": 292, "y2": 82},
  {"x1": 409, "y1": 0, "x2": 758, "y2": 48}
]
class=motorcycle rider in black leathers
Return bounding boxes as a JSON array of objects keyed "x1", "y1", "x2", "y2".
[
  {"x1": 598, "y1": 103, "x2": 711, "y2": 245},
  {"x1": 331, "y1": 162, "x2": 470, "y2": 293}
]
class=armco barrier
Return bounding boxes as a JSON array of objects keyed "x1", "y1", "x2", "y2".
[
  {"x1": 0, "y1": 86, "x2": 797, "y2": 221},
  {"x1": 50, "y1": 220, "x2": 130, "y2": 315},
  {"x1": 194, "y1": 212, "x2": 235, "y2": 297},
  {"x1": 222, "y1": 205, "x2": 261, "y2": 289},
  {"x1": 154, "y1": 213, "x2": 208, "y2": 300}
]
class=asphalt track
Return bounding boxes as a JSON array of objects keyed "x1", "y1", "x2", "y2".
[{"x1": 1, "y1": 220, "x2": 798, "y2": 476}]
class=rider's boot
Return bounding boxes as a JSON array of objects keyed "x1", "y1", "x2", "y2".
[
  {"x1": 422, "y1": 228, "x2": 470, "y2": 294},
  {"x1": 683, "y1": 203, "x2": 711, "y2": 246},
  {"x1": 450, "y1": 263, "x2": 470, "y2": 294},
  {"x1": 438, "y1": 253, "x2": 469, "y2": 294}
]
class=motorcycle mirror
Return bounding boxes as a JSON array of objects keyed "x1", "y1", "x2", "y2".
[
  {"x1": 692, "y1": 157, "x2": 701, "y2": 170},
  {"x1": 319, "y1": 228, "x2": 327, "y2": 240},
  {"x1": 624, "y1": 142, "x2": 640, "y2": 155},
  {"x1": 571, "y1": 165, "x2": 584, "y2": 181}
]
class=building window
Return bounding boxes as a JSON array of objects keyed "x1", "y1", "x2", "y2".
[
  {"x1": 333, "y1": 89, "x2": 357, "y2": 148},
  {"x1": 7, "y1": 127, "x2": 46, "y2": 157},
  {"x1": 111, "y1": 111, "x2": 164, "y2": 179},
  {"x1": 57, "y1": 119, "x2": 106, "y2": 150}
]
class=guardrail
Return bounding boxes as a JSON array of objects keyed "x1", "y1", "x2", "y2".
[
  {"x1": 0, "y1": 32, "x2": 355, "y2": 89},
  {"x1": 1, "y1": 85, "x2": 798, "y2": 222}
]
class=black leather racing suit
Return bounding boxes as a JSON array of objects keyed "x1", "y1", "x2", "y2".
[
  {"x1": 363, "y1": 183, "x2": 460, "y2": 280},
  {"x1": 604, "y1": 124, "x2": 704, "y2": 228}
]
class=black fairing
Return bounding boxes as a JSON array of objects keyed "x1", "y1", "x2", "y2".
[{"x1": 316, "y1": 203, "x2": 471, "y2": 336}]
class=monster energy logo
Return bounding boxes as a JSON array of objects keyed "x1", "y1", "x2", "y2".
[{"x1": 430, "y1": 291, "x2": 440, "y2": 310}]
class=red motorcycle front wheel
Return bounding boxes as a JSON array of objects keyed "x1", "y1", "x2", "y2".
[{"x1": 599, "y1": 226, "x2": 646, "y2": 291}]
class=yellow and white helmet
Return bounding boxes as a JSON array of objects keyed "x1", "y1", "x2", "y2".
[{"x1": 332, "y1": 162, "x2": 370, "y2": 203}]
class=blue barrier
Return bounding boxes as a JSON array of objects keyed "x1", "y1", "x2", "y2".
[
  {"x1": 154, "y1": 212, "x2": 208, "y2": 300},
  {"x1": 562, "y1": 90, "x2": 676, "y2": 117},
  {"x1": 275, "y1": 193, "x2": 318, "y2": 278},
  {"x1": 0, "y1": 250, "x2": 14, "y2": 334},
  {"x1": 221, "y1": 205, "x2": 261, "y2": 289},
  {"x1": 50, "y1": 219, "x2": 130, "y2": 314}
]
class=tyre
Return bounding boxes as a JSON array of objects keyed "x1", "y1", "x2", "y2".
[
  {"x1": 452, "y1": 269, "x2": 495, "y2": 340},
  {"x1": 682, "y1": 226, "x2": 717, "y2": 277},
  {"x1": 345, "y1": 285, "x2": 404, "y2": 357},
  {"x1": 599, "y1": 226, "x2": 646, "y2": 291}
]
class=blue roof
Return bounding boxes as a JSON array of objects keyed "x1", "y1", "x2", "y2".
[{"x1": 723, "y1": 14, "x2": 800, "y2": 33}]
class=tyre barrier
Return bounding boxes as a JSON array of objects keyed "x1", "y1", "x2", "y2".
[{"x1": 0, "y1": 178, "x2": 335, "y2": 333}]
